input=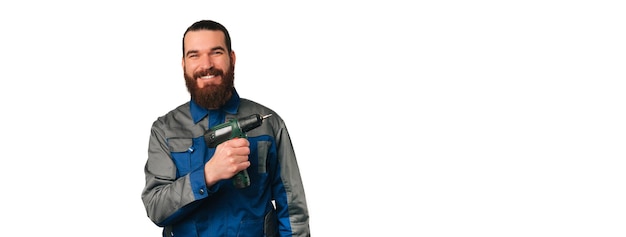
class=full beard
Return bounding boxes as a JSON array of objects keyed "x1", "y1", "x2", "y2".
[{"x1": 184, "y1": 64, "x2": 235, "y2": 109}]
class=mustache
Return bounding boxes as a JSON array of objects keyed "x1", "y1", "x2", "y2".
[{"x1": 194, "y1": 68, "x2": 223, "y2": 79}]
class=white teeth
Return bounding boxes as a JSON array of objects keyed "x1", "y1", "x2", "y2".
[{"x1": 200, "y1": 75, "x2": 215, "y2": 79}]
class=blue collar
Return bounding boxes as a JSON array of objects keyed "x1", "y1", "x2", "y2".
[{"x1": 190, "y1": 89, "x2": 240, "y2": 125}]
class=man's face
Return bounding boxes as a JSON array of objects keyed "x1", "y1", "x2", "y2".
[{"x1": 182, "y1": 30, "x2": 236, "y2": 109}]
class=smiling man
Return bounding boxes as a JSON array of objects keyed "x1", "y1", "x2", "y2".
[
  {"x1": 183, "y1": 28, "x2": 235, "y2": 110},
  {"x1": 142, "y1": 20, "x2": 310, "y2": 237}
]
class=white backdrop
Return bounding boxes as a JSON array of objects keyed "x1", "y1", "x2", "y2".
[{"x1": 1, "y1": 1, "x2": 625, "y2": 236}]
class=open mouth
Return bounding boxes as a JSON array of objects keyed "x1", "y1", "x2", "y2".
[
  {"x1": 199, "y1": 75, "x2": 216, "y2": 80},
  {"x1": 196, "y1": 68, "x2": 222, "y2": 80}
]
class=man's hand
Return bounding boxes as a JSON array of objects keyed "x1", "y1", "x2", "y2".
[{"x1": 204, "y1": 138, "x2": 251, "y2": 186}]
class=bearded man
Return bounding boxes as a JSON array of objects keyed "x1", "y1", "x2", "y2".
[{"x1": 141, "y1": 20, "x2": 310, "y2": 237}]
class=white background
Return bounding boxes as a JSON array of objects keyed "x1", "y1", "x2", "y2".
[{"x1": 1, "y1": 1, "x2": 625, "y2": 236}]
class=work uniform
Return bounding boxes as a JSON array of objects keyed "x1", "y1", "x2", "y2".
[{"x1": 142, "y1": 89, "x2": 310, "y2": 237}]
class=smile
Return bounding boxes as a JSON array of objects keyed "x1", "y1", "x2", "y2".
[{"x1": 199, "y1": 75, "x2": 215, "y2": 79}]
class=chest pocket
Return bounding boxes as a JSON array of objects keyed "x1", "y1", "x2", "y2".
[{"x1": 167, "y1": 137, "x2": 205, "y2": 178}]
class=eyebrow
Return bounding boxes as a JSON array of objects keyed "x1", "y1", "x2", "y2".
[{"x1": 185, "y1": 46, "x2": 227, "y2": 57}]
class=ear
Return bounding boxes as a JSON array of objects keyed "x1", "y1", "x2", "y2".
[
  {"x1": 181, "y1": 57, "x2": 185, "y2": 69},
  {"x1": 230, "y1": 50, "x2": 236, "y2": 65}
]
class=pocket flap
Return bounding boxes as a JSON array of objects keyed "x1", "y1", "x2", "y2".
[{"x1": 167, "y1": 138, "x2": 193, "y2": 152}]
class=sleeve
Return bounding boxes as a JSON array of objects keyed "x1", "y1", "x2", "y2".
[
  {"x1": 271, "y1": 119, "x2": 311, "y2": 237},
  {"x1": 140, "y1": 121, "x2": 212, "y2": 227}
]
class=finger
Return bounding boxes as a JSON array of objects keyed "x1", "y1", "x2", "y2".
[
  {"x1": 236, "y1": 161, "x2": 251, "y2": 170},
  {"x1": 228, "y1": 137, "x2": 249, "y2": 147}
]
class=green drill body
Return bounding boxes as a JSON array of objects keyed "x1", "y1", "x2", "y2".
[{"x1": 204, "y1": 114, "x2": 272, "y2": 188}]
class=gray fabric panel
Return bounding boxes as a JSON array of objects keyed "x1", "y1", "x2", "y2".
[{"x1": 257, "y1": 141, "x2": 270, "y2": 173}]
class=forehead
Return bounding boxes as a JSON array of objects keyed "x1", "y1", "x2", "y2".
[{"x1": 183, "y1": 30, "x2": 226, "y2": 52}]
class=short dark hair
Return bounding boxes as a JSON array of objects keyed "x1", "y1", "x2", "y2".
[{"x1": 182, "y1": 20, "x2": 232, "y2": 56}]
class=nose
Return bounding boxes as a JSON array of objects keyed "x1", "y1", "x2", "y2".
[{"x1": 199, "y1": 54, "x2": 214, "y2": 71}]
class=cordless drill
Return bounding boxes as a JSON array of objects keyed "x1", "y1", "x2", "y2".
[{"x1": 204, "y1": 113, "x2": 272, "y2": 188}]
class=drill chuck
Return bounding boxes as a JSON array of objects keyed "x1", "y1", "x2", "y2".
[{"x1": 238, "y1": 114, "x2": 266, "y2": 133}]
